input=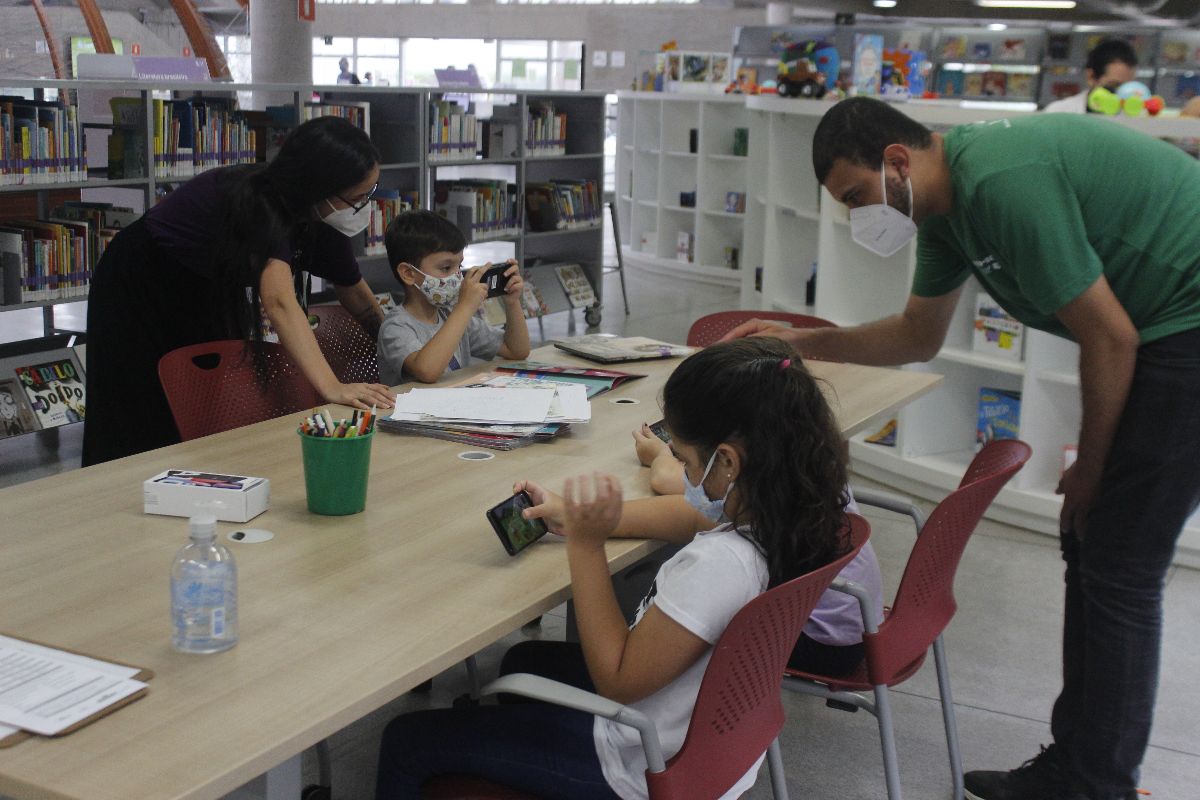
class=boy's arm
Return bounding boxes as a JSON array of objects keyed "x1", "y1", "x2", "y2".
[
  {"x1": 496, "y1": 261, "x2": 531, "y2": 359},
  {"x1": 400, "y1": 307, "x2": 476, "y2": 383}
]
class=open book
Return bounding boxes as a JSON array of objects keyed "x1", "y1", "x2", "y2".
[{"x1": 553, "y1": 335, "x2": 693, "y2": 365}]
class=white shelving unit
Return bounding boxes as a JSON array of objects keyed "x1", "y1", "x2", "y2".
[
  {"x1": 615, "y1": 94, "x2": 749, "y2": 288},
  {"x1": 618, "y1": 90, "x2": 1200, "y2": 566}
]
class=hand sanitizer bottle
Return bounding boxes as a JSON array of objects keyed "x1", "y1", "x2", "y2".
[{"x1": 171, "y1": 514, "x2": 238, "y2": 653}]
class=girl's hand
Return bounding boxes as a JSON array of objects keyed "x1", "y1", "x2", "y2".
[
  {"x1": 514, "y1": 479, "x2": 565, "y2": 534},
  {"x1": 632, "y1": 423, "x2": 669, "y2": 467},
  {"x1": 563, "y1": 473, "x2": 623, "y2": 550},
  {"x1": 323, "y1": 382, "x2": 394, "y2": 410}
]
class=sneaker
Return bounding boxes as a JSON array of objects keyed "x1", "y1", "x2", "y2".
[{"x1": 964, "y1": 745, "x2": 1071, "y2": 800}]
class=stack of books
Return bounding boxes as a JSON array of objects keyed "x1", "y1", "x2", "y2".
[
  {"x1": 527, "y1": 103, "x2": 567, "y2": 157},
  {"x1": 151, "y1": 98, "x2": 257, "y2": 179},
  {"x1": 524, "y1": 179, "x2": 601, "y2": 232},
  {"x1": 428, "y1": 99, "x2": 477, "y2": 162},
  {"x1": 302, "y1": 101, "x2": 369, "y2": 129},
  {"x1": 364, "y1": 189, "x2": 419, "y2": 256},
  {"x1": 434, "y1": 179, "x2": 521, "y2": 242},
  {"x1": 0, "y1": 95, "x2": 87, "y2": 185},
  {"x1": 0, "y1": 201, "x2": 135, "y2": 305}
]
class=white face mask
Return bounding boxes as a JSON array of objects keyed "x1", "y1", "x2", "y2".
[
  {"x1": 683, "y1": 449, "x2": 734, "y2": 523},
  {"x1": 321, "y1": 199, "x2": 370, "y2": 238},
  {"x1": 407, "y1": 266, "x2": 463, "y2": 308},
  {"x1": 849, "y1": 159, "x2": 917, "y2": 258}
]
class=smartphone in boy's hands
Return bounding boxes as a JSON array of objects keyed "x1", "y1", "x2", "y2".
[
  {"x1": 480, "y1": 264, "x2": 512, "y2": 298},
  {"x1": 486, "y1": 491, "x2": 549, "y2": 555}
]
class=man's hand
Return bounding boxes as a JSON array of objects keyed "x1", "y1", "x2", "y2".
[
  {"x1": 716, "y1": 318, "x2": 797, "y2": 344},
  {"x1": 1056, "y1": 462, "x2": 1101, "y2": 539}
]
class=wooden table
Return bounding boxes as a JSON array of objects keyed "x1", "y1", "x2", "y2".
[{"x1": 0, "y1": 347, "x2": 939, "y2": 800}]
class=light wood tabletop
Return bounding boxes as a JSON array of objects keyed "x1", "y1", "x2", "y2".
[{"x1": 0, "y1": 346, "x2": 940, "y2": 800}]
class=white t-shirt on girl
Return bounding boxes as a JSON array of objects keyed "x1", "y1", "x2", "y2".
[{"x1": 593, "y1": 525, "x2": 769, "y2": 800}]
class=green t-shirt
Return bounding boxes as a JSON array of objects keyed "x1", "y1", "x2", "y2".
[{"x1": 912, "y1": 114, "x2": 1200, "y2": 343}]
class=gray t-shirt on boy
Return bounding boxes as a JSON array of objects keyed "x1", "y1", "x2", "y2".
[{"x1": 377, "y1": 304, "x2": 505, "y2": 386}]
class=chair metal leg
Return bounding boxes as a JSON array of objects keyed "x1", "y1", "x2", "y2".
[
  {"x1": 873, "y1": 684, "x2": 904, "y2": 800},
  {"x1": 767, "y1": 736, "x2": 790, "y2": 800},
  {"x1": 933, "y1": 636, "x2": 965, "y2": 800},
  {"x1": 606, "y1": 201, "x2": 630, "y2": 315},
  {"x1": 465, "y1": 654, "x2": 482, "y2": 700},
  {"x1": 315, "y1": 739, "x2": 333, "y2": 789}
]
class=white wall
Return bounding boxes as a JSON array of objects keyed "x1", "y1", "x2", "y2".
[{"x1": 314, "y1": 4, "x2": 761, "y2": 92}]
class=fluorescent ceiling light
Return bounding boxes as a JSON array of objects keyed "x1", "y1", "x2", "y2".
[
  {"x1": 975, "y1": 0, "x2": 1076, "y2": 7},
  {"x1": 873, "y1": 0, "x2": 898, "y2": 6},
  {"x1": 987, "y1": 22, "x2": 1008, "y2": 30}
]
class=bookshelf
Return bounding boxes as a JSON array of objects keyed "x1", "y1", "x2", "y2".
[
  {"x1": 614, "y1": 94, "x2": 750, "y2": 291},
  {"x1": 0, "y1": 81, "x2": 607, "y2": 450}
]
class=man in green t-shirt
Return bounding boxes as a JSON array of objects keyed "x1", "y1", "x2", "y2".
[{"x1": 725, "y1": 98, "x2": 1200, "y2": 800}]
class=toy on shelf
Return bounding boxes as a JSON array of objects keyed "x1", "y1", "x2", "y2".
[
  {"x1": 1087, "y1": 81, "x2": 1165, "y2": 116},
  {"x1": 775, "y1": 40, "x2": 839, "y2": 99}
]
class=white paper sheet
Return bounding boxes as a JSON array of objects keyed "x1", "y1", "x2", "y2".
[
  {"x1": 0, "y1": 636, "x2": 147, "y2": 736},
  {"x1": 391, "y1": 388, "x2": 556, "y2": 424}
]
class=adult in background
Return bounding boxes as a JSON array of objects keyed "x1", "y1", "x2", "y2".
[
  {"x1": 1043, "y1": 39, "x2": 1138, "y2": 113},
  {"x1": 337, "y1": 57, "x2": 362, "y2": 85},
  {"x1": 723, "y1": 97, "x2": 1200, "y2": 800},
  {"x1": 82, "y1": 116, "x2": 393, "y2": 466}
]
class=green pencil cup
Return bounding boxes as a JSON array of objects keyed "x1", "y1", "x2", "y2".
[{"x1": 298, "y1": 429, "x2": 374, "y2": 515}]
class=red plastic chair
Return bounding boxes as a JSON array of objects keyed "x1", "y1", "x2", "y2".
[
  {"x1": 783, "y1": 440, "x2": 1032, "y2": 800},
  {"x1": 424, "y1": 515, "x2": 872, "y2": 800},
  {"x1": 157, "y1": 340, "x2": 324, "y2": 441},
  {"x1": 686, "y1": 310, "x2": 837, "y2": 349},
  {"x1": 309, "y1": 303, "x2": 381, "y2": 385}
]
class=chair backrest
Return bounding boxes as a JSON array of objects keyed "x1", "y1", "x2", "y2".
[
  {"x1": 686, "y1": 311, "x2": 837, "y2": 348},
  {"x1": 864, "y1": 440, "x2": 1032, "y2": 684},
  {"x1": 158, "y1": 340, "x2": 324, "y2": 441},
  {"x1": 310, "y1": 303, "x2": 381, "y2": 384},
  {"x1": 646, "y1": 514, "x2": 870, "y2": 800}
]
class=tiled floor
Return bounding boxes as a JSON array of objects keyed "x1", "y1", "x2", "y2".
[{"x1": 3, "y1": 261, "x2": 1197, "y2": 799}]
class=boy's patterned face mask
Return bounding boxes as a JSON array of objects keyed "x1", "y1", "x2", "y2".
[{"x1": 408, "y1": 266, "x2": 463, "y2": 308}]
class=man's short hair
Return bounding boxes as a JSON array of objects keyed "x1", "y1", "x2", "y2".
[
  {"x1": 1086, "y1": 39, "x2": 1138, "y2": 78},
  {"x1": 384, "y1": 209, "x2": 467, "y2": 274},
  {"x1": 812, "y1": 97, "x2": 933, "y2": 185}
]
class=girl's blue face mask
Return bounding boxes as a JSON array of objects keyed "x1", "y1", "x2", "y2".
[{"x1": 683, "y1": 448, "x2": 734, "y2": 522}]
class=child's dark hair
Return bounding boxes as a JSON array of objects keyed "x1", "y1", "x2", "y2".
[
  {"x1": 663, "y1": 337, "x2": 849, "y2": 588},
  {"x1": 1086, "y1": 39, "x2": 1137, "y2": 80},
  {"x1": 384, "y1": 210, "x2": 467, "y2": 279}
]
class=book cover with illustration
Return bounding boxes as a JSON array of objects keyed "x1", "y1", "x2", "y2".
[
  {"x1": 939, "y1": 70, "x2": 965, "y2": 97},
  {"x1": 0, "y1": 377, "x2": 40, "y2": 438},
  {"x1": 1006, "y1": 73, "x2": 1035, "y2": 98},
  {"x1": 973, "y1": 292, "x2": 1024, "y2": 361},
  {"x1": 982, "y1": 71, "x2": 1008, "y2": 97},
  {"x1": 998, "y1": 39, "x2": 1026, "y2": 60},
  {"x1": 964, "y1": 73, "x2": 985, "y2": 97},
  {"x1": 853, "y1": 34, "x2": 884, "y2": 97},
  {"x1": 554, "y1": 264, "x2": 596, "y2": 309},
  {"x1": 977, "y1": 388, "x2": 1021, "y2": 451},
  {"x1": 13, "y1": 356, "x2": 86, "y2": 430},
  {"x1": 940, "y1": 35, "x2": 967, "y2": 60}
]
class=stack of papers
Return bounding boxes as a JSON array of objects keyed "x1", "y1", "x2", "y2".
[
  {"x1": 380, "y1": 381, "x2": 590, "y2": 450},
  {"x1": 495, "y1": 361, "x2": 645, "y2": 398}
]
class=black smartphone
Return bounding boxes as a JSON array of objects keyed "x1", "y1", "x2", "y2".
[
  {"x1": 486, "y1": 491, "x2": 549, "y2": 556},
  {"x1": 648, "y1": 420, "x2": 671, "y2": 444},
  {"x1": 480, "y1": 264, "x2": 511, "y2": 298}
]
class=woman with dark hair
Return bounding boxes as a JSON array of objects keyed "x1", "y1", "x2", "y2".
[
  {"x1": 374, "y1": 337, "x2": 877, "y2": 800},
  {"x1": 82, "y1": 115, "x2": 394, "y2": 466}
]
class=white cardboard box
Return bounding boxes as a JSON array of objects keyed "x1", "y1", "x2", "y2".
[{"x1": 144, "y1": 470, "x2": 269, "y2": 523}]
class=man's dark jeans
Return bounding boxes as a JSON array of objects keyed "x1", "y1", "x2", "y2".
[{"x1": 1051, "y1": 326, "x2": 1200, "y2": 799}]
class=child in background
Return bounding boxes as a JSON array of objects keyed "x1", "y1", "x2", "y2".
[
  {"x1": 632, "y1": 412, "x2": 883, "y2": 677},
  {"x1": 377, "y1": 210, "x2": 530, "y2": 385},
  {"x1": 376, "y1": 337, "x2": 872, "y2": 800}
]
